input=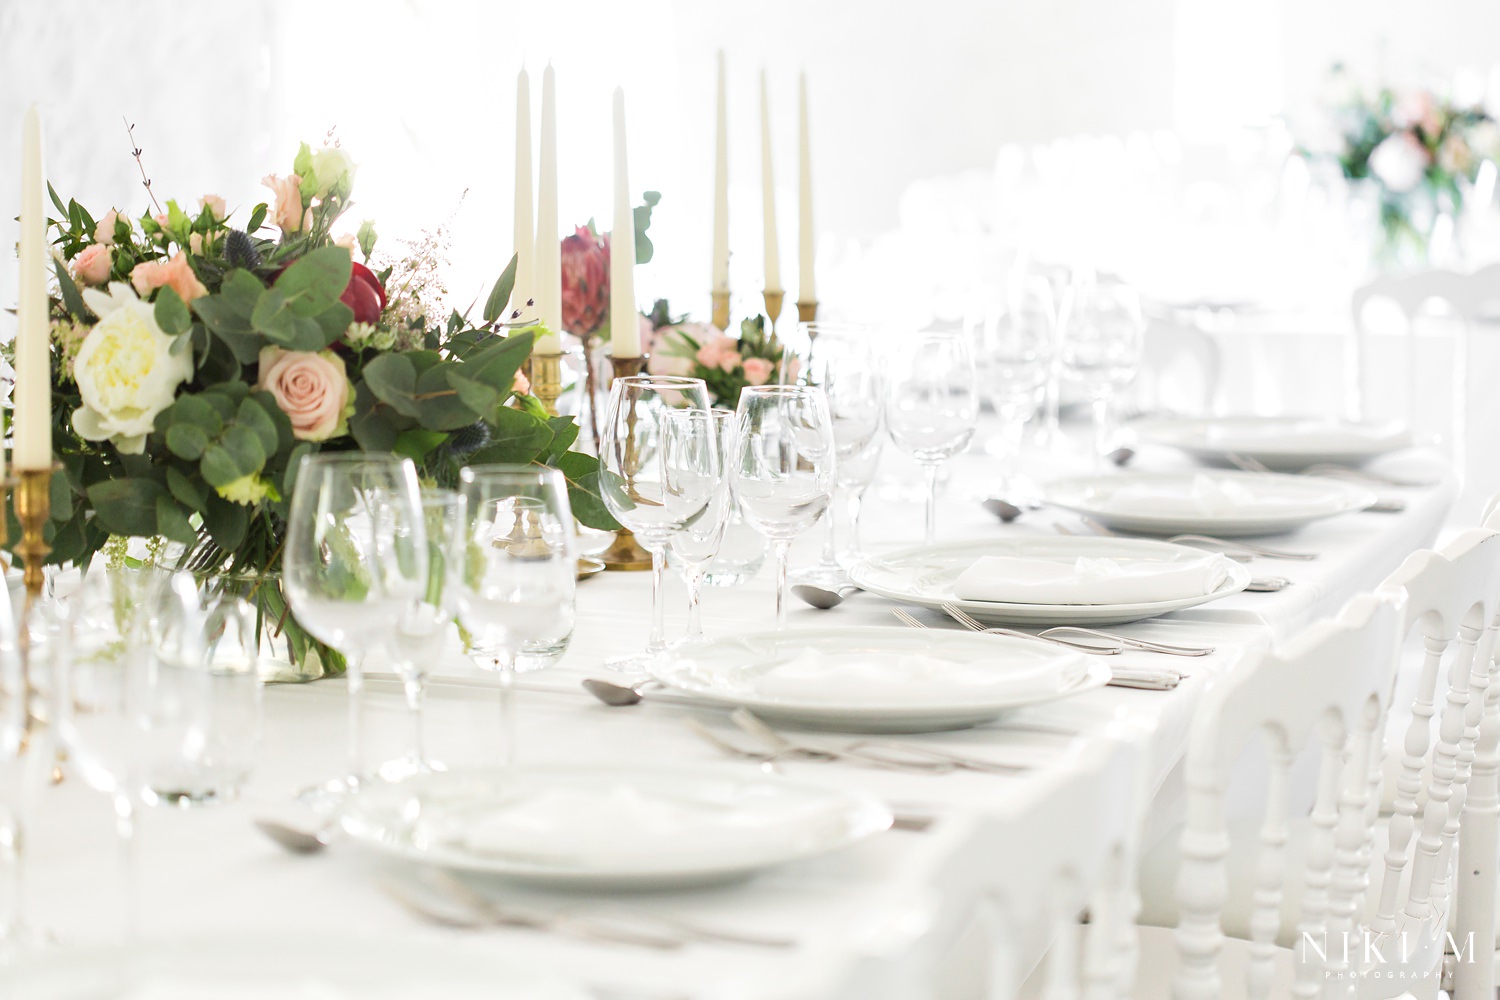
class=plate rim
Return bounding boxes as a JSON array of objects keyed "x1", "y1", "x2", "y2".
[
  {"x1": 649, "y1": 625, "x2": 1100, "y2": 720},
  {"x1": 848, "y1": 536, "x2": 1252, "y2": 620},
  {"x1": 337, "y1": 762, "x2": 894, "y2": 883},
  {"x1": 1132, "y1": 415, "x2": 1411, "y2": 459},
  {"x1": 1041, "y1": 469, "x2": 1377, "y2": 530}
]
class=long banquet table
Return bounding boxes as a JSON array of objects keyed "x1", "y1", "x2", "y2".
[{"x1": 17, "y1": 436, "x2": 1458, "y2": 1000}]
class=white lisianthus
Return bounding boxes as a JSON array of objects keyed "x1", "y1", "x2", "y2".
[
  {"x1": 72, "y1": 282, "x2": 193, "y2": 454},
  {"x1": 1369, "y1": 132, "x2": 1430, "y2": 193},
  {"x1": 216, "y1": 473, "x2": 273, "y2": 506},
  {"x1": 309, "y1": 147, "x2": 357, "y2": 200}
]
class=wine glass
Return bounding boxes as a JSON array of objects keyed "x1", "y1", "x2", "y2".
[
  {"x1": 784, "y1": 323, "x2": 884, "y2": 587},
  {"x1": 1059, "y1": 276, "x2": 1144, "y2": 469},
  {"x1": 454, "y1": 465, "x2": 577, "y2": 765},
  {"x1": 389, "y1": 488, "x2": 464, "y2": 777},
  {"x1": 731, "y1": 385, "x2": 837, "y2": 629},
  {"x1": 967, "y1": 274, "x2": 1056, "y2": 501},
  {"x1": 885, "y1": 331, "x2": 979, "y2": 545},
  {"x1": 666, "y1": 409, "x2": 734, "y2": 643},
  {"x1": 598, "y1": 375, "x2": 714, "y2": 661},
  {"x1": 283, "y1": 453, "x2": 427, "y2": 795},
  {"x1": 0, "y1": 593, "x2": 52, "y2": 956},
  {"x1": 59, "y1": 566, "x2": 201, "y2": 942}
]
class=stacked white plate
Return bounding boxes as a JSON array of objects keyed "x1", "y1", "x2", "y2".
[
  {"x1": 1133, "y1": 416, "x2": 1410, "y2": 470},
  {"x1": 850, "y1": 536, "x2": 1249, "y2": 626},
  {"x1": 652, "y1": 626, "x2": 1105, "y2": 732},
  {"x1": 338, "y1": 765, "x2": 892, "y2": 890},
  {"x1": 1043, "y1": 471, "x2": 1376, "y2": 536}
]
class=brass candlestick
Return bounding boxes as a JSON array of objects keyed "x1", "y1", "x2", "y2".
[
  {"x1": 601, "y1": 354, "x2": 653, "y2": 572},
  {"x1": 762, "y1": 289, "x2": 785, "y2": 334},
  {"x1": 796, "y1": 299, "x2": 818, "y2": 325},
  {"x1": 711, "y1": 290, "x2": 731, "y2": 332},
  {"x1": 15, "y1": 466, "x2": 53, "y2": 611},
  {"x1": 529, "y1": 351, "x2": 565, "y2": 417}
]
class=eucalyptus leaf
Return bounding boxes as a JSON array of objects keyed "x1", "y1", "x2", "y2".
[
  {"x1": 362, "y1": 353, "x2": 420, "y2": 418},
  {"x1": 483, "y1": 253, "x2": 519, "y2": 323},
  {"x1": 155, "y1": 495, "x2": 198, "y2": 545},
  {"x1": 51, "y1": 258, "x2": 91, "y2": 321},
  {"x1": 86, "y1": 479, "x2": 168, "y2": 537}
]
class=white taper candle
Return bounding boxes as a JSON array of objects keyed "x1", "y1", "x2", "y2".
[
  {"x1": 512, "y1": 67, "x2": 534, "y2": 321},
  {"x1": 534, "y1": 64, "x2": 562, "y2": 351},
  {"x1": 711, "y1": 51, "x2": 730, "y2": 299},
  {"x1": 610, "y1": 87, "x2": 640, "y2": 359},
  {"x1": 797, "y1": 71, "x2": 816, "y2": 304},
  {"x1": 759, "y1": 70, "x2": 781, "y2": 294},
  {"x1": 15, "y1": 105, "x2": 50, "y2": 471}
]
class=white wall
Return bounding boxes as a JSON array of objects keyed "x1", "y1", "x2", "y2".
[{"x1": 2, "y1": 0, "x2": 1496, "y2": 331}]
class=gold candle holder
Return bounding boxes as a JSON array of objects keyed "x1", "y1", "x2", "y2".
[
  {"x1": 711, "y1": 290, "x2": 731, "y2": 332},
  {"x1": 762, "y1": 289, "x2": 785, "y2": 334},
  {"x1": 14, "y1": 465, "x2": 53, "y2": 611},
  {"x1": 796, "y1": 299, "x2": 818, "y2": 325},
  {"x1": 529, "y1": 351, "x2": 565, "y2": 417},
  {"x1": 601, "y1": 354, "x2": 653, "y2": 572}
]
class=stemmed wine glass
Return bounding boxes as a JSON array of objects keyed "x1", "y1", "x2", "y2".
[
  {"x1": 967, "y1": 274, "x2": 1056, "y2": 501},
  {"x1": 731, "y1": 385, "x2": 837, "y2": 629},
  {"x1": 667, "y1": 409, "x2": 734, "y2": 643},
  {"x1": 389, "y1": 488, "x2": 465, "y2": 777},
  {"x1": 0, "y1": 593, "x2": 51, "y2": 957},
  {"x1": 885, "y1": 331, "x2": 979, "y2": 545},
  {"x1": 1060, "y1": 276, "x2": 1145, "y2": 469},
  {"x1": 283, "y1": 453, "x2": 427, "y2": 794},
  {"x1": 784, "y1": 323, "x2": 884, "y2": 587},
  {"x1": 453, "y1": 465, "x2": 577, "y2": 765},
  {"x1": 599, "y1": 375, "x2": 715, "y2": 662}
]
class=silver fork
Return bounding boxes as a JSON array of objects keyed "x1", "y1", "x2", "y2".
[
  {"x1": 943, "y1": 605, "x2": 1213, "y2": 656},
  {"x1": 728, "y1": 708, "x2": 1029, "y2": 774},
  {"x1": 893, "y1": 608, "x2": 1180, "y2": 691},
  {"x1": 1300, "y1": 463, "x2": 1436, "y2": 489},
  {"x1": 1228, "y1": 454, "x2": 1406, "y2": 511},
  {"x1": 1079, "y1": 516, "x2": 1317, "y2": 561},
  {"x1": 894, "y1": 606, "x2": 1120, "y2": 655}
]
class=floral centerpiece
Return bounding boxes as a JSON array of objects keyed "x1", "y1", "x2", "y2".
[
  {"x1": 27, "y1": 139, "x2": 615, "y2": 675},
  {"x1": 643, "y1": 303, "x2": 788, "y2": 407},
  {"x1": 1307, "y1": 66, "x2": 1500, "y2": 262}
]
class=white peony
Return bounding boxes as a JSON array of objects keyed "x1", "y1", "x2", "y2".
[
  {"x1": 1369, "y1": 132, "x2": 1430, "y2": 194},
  {"x1": 73, "y1": 282, "x2": 193, "y2": 454}
]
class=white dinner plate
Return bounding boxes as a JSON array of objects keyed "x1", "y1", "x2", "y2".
[
  {"x1": 3, "y1": 933, "x2": 587, "y2": 999},
  {"x1": 1133, "y1": 415, "x2": 1410, "y2": 470},
  {"x1": 849, "y1": 537, "x2": 1250, "y2": 626},
  {"x1": 651, "y1": 627, "x2": 1105, "y2": 733},
  {"x1": 1043, "y1": 471, "x2": 1376, "y2": 537},
  {"x1": 338, "y1": 765, "x2": 892, "y2": 890}
]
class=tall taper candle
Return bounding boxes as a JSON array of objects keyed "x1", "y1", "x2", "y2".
[
  {"x1": 512, "y1": 67, "x2": 534, "y2": 321},
  {"x1": 797, "y1": 72, "x2": 816, "y2": 305},
  {"x1": 711, "y1": 51, "x2": 730, "y2": 299},
  {"x1": 610, "y1": 88, "x2": 640, "y2": 358},
  {"x1": 15, "y1": 105, "x2": 49, "y2": 471},
  {"x1": 759, "y1": 70, "x2": 782, "y2": 295},
  {"x1": 534, "y1": 63, "x2": 562, "y2": 351}
]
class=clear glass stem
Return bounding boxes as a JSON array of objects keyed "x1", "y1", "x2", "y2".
[
  {"x1": 648, "y1": 547, "x2": 667, "y2": 653},
  {"x1": 772, "y1": 539, "x2": 793, "y2": 630},
  {"x1": 496, "y1": 654, "x2": 517, "y2": 767},
  {"x1": 1, "y1": 814, "x2": 23, "y2": 941},
  {"x1": 817, "y1": 488, "x2": 840, "y2": 569},
  {"x1": 923, "y1": 462, "x2": 942, "y2": 545},
  {"x1": 844, "y1": 487, "x2": 867, "y2": 566},
  {"x1": 1043, "y1": 364, "x2": 1062, "y2": 446},
  {"x1": 345, "y1": 652, "x2": 365, "y2": 783},
  {"x1": 1092, "y1": 394, "x2": 1111, "y2": 472},
  {"x1": 402, "y1": 674, "x2": 427, "y2": 772},
  {"x1": 685, "y1": 567, "x2": 707, "y2": 642},
  {"x1": 114, "y1": 791, "x2": 139, "y2": 945}
]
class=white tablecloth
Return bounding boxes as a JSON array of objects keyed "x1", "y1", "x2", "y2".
[{"x1": 16, "y1": 435, "x2": 1457, "y2": 999}]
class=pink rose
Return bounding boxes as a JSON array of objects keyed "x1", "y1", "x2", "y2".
[
  {"x1": 94, "y1": 209, "x2": 120, "y2": 246},
  {"x1": 198, "y1": 194, "x2": 227, "y2": 220},
  {"x1": 743, "y1": 357, "x2": 773, "y2": 385},
  {"x1": 512, "y1": 368, "x2": 530, "y2": 395},
  {"x1": 647, "y1": 353, "x2": 694, "y2": 377},
  {"x1": 71, "y1": 244, "x2": 111, "y2": 286},
  {"x1": 263, "y1": 173, "x2": 308, "y2": 234},
  {"x1": 694, "y1": 339, "x2": 725, "y2": 368},
  {"x1": 130, "y1": 251, "x2": 208, "y2": 302},
  {"x1": 257, "y1": 346, "x2": 350, "y2": 441}
]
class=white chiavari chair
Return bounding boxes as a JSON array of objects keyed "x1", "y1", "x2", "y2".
[
  {"x1": 1131, "y1": 592, "x2": 1406, "y2": 999},
  {"x1": 938, "y1": 736, "x2": 1144, "y2": 1000},
  {"x1": 1133, "y1": 320, "x2": 1221, "y2": 418}
]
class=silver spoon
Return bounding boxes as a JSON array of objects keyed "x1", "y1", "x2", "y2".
[
  {"x1": 791, "y1": 582, "x2": 860, "y2": 609},
  {"x1": 582, "y1": 677, "x2": 654, "y2": 706},
  {"x1": 255, "y1": 817, "x2": 336, "y2": 854},
  {"x1": 1107, "y1": 446, "x2": 1135, "y2": 467},
  {"x1": 982, "y1": 497, "x2": 1024, "y2": 522}
]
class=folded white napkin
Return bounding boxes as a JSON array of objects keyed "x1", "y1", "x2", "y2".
[
  {"x1": 952, "y1": 553, "x2": 1230, "y2": 606},
  {"x1": 1097, "y1": 474, "x2": 1289, "y2": 517},
  {"x1": 453, "y1": 784, "x2": 823, "y2": 864},
  {"x1": 727, "y1": 648, "x2": 1085, "y2": 705}
]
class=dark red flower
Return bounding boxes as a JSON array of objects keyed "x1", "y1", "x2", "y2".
[
  {"x1": 341, "y1": 261, "x2": 387, "y2": 325},
  {"x1": 560, "y1": 226, "x2": 609, "y2": 336}
]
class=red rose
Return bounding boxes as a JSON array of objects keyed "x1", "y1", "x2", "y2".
[{"x1": 341, "y1": 261, "x2": 387, "y2": 325}]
